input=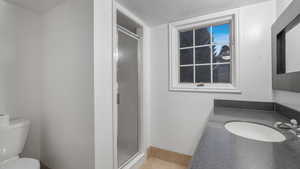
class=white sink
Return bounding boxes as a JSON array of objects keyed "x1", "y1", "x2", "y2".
[{"x1": 224, "y1": 121, "x2": 286, "y2": 142}]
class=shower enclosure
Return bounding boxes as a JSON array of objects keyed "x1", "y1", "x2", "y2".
[{"x1": 115, "y1": 10, "x2": 142, "y2": 168}]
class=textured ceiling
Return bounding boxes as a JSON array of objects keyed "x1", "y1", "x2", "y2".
[
  {"x1": 5, "y1": 0, "x2": 65, "y2": 13},
  {"x1": 5, "y1": 0, "x2": 270, "y2": 24},
  {"x1": 117, "y1": 0, "x2": 271, "y2": 26}
]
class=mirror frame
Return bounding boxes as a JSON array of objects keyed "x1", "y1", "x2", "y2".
[{"x1": 272, "y1": 0, "x2": 300, "y2": 92}]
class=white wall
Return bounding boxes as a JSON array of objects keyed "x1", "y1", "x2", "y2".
[
  {"x1": 41, "y1": 0, "x2": 94, "y2": 169},
  {"x1": 141, "y1": 19, "x2": 152, "y2": 158},
  {"x1": 0, "y1": 1, "x2": 95, "y2": 168},
  {"x1": 94, "y1": 0, "x2": 114, "y2": 168},
  {"x1": 150, "y1": 1, "x2": 275, "y2": 155},
  {"x1": 273, "y1": 0, "x2": 300, "y2": 111},
  {"x1": 0, "y1": 0, "x2": 42, "y2": 159},
  {"x1": 15, "y1": 6, "x2": 42, "y2": 159},
  {"x1": 276, "y1": 0, "x2": 293, "y2": 17},
  {"x1": 0, "y1": 0, "x2": 18, "y2": 119}
]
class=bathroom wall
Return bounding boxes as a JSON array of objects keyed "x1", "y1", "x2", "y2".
[
  {"x1": 0, "y1": 0, "x2": 95, "y2": 168},
  {"x1": 41, "y1": 0, "x2": 94, "y2": 169},
  {"x1": 94, "y1": 0, "x2": 114, "y2": 168},
  {"x1": 273, "y1": 0, "x2": 300, "y2": 111},
  {"x1": 150, "y1": 0, "x2": 275, "y2": 155},
  {"x1": 0, "y1": 0, "x2": 42, "y2": 159},
  {"x1": 15, "y1": 6, "x2": 42, "y2": 159},
  {"x1": 276, "y1": 0, "x2": 293, "y2": 17},
  {"x1": 0, "y1": 0, "x2": 18, "y2": 117}
]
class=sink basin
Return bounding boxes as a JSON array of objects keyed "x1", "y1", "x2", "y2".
[{"x1": 224, "y1": 121, "x2": 286, "y2": 142}]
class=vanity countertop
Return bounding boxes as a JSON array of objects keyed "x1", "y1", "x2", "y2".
[{"x1": 189, "y1": 101, "x2": 300, "y2": 169}]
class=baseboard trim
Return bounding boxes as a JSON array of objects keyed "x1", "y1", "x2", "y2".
[{"x1": 147, "y1": 146, "x2": 192, "y2": 166}]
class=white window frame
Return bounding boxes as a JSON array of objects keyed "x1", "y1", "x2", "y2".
[{"x1": 169, "y1": 10, "x2": 241, "y2": 93}]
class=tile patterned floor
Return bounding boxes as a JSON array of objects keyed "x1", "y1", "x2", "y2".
[{"x1": 140, "y1": 158, "x2": 188, "y2": 169}]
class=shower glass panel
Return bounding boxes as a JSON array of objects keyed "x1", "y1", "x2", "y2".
[{"x1": 117, "y1": 30, "x2": 139, "y2": 167}]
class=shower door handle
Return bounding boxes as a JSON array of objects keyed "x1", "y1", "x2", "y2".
[{"x1": 117, "y1": 93, "x2": 120, "y2": 105}]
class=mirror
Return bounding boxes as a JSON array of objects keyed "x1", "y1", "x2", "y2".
[{"x1": 286, "y1": 20, "x2": 300, "y2": 73}]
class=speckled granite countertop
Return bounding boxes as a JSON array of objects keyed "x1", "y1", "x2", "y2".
[{"x1": 189, "y1": 100, "x2": 300, "y2": 169}]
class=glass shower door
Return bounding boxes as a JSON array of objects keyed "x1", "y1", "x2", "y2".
[{"x1": 117, "y1": 29, "x2": 139, "y2": 167}]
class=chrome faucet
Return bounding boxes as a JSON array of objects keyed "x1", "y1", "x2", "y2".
[{"x1": 274, "y1": 119, "x2": 300, "y2": 137}]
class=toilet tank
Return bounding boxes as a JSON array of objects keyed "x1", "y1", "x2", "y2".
[{"x1": 0, "y1": 119, "x2": 30, "y2": 163}]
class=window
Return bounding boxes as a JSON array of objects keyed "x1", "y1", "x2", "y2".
[{"x1": 169, "y1": 12, "x2": 240, "y2": 92}]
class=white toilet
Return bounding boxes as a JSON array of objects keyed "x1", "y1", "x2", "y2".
[{"x1": 0, "y1": 118, "x2": 40, "y2": 169}]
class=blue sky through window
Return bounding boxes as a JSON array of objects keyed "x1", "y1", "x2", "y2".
[
  {"x1": 213, "y1": 23, "x2": 230, "y2": 43},
  {"x1": 212, "y1": 23, "x2": 230, "y2": 57}
]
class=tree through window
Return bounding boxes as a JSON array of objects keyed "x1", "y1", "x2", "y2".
[{"x1": 179, "y1": 23, "x2": 232, "y2": 84}]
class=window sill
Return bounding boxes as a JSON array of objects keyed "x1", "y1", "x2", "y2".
[{"x1": 169, "y1": 85, "x2": 241, "y2": 93}]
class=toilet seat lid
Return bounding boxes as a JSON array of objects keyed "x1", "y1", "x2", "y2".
[{"x1": 1, "y1": 158, "x2": 40, "y2": 169}]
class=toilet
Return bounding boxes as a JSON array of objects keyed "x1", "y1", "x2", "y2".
[{"x1": 0, "y1": 118, "x2": 40, "y2": 169}]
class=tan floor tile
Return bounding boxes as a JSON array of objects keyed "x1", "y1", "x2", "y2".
[{"x1": 140, "y1": 158, "x2": 187, "y2": 169}]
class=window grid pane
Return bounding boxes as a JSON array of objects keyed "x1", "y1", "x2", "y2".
[
  {"x1": 180, "y1": 30, "x2": 193, "y2": 48},
  {"x1": 180, "y1": 66, "x2": 194, "y2": 83},
  {"x1": 179, "y1": 22, "x2": 232, "y2": 84},
  {"x1": 213, "y1": 43, "x2": 231, "y2": 63},
  {"x1": 212, "y1": 63, "x2": 231, "y2": 83},
  {"x1": 210, "y1": 26, "x2": 213, "y2": 85},
  {"x1": 195, "y1": 46, "x2": 211, "y2": 64},
  {"x1": 180, "y1": 48, "x2": 194, "y2": 65},
  {"x1": 196, "y1": 65, "x2": 211, "y2": 83},
  {"x1": 212, "y1": 23, "x2": 230, "y2": 44},
  {"x1": 193, "y1": 29, "x2": 196, "y2": 83},
  {"x1": 195, "y1": 27, "x2": 211, "y2": 45}
]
